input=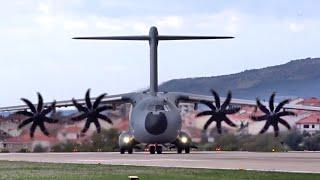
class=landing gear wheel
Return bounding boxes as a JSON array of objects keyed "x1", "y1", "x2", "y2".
[
  {"x1": 177, "y1": 147, "x2": 183, "y2": 154},
  {"x1": 149, "y1": 146, "x2": 156, "y2": 154},
  {"x1": 128, "y1": 148, "x2": 133, "y2": 154},
  {"x1": 156, "y1": 146, "x2": 162, "y2": 154},
  {"x1": 120, "y1": 148, "x2": 125, "y2": 154},
  {"x1": 185, "y1": 147, "x2": 190, "y2": 154}
]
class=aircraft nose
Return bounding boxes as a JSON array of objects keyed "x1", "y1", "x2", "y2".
[{"x1": 145, "y1": 112, "x2": 168, "y2": 135}]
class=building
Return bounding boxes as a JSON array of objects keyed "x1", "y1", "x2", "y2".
[
  {"x1": 57, "y1": 125, "x2": 82, "y2": 142},
  {"x1": 296, "y1": 114, "x2": 320, "y2": 135},
  {"x1": 298, "y1": 97, "x2": 320, "y2": 107},
  {"x1": 0, "y1": 131, "x2": 58, "y2": 152}
]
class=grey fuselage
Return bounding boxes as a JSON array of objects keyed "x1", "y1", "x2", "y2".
[{"x1": 125, "y1": 92, "x2": 182, "y2": 144}]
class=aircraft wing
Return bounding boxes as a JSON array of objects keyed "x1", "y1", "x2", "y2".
[
  {"x1": 173, "y1": 92, "x2": 320, "y2": 112},
  {"x1": 0, "y1": 93, "x2": 134, "y2": 112}
]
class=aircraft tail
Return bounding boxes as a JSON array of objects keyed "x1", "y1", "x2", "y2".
[{"x1": 73, "y1": 26, "x2": 234, "y2": 96}]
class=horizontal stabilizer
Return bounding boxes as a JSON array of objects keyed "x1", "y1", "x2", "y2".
[
  {"x1": 73, "y1": 35, "x2": 234, "y2": 41},
  {"x1": 158, "y1": 35, "x2": 234, "y2": 40},
  {"x1": 73, "y1": 36, "x2": 149, "y2": 40}
]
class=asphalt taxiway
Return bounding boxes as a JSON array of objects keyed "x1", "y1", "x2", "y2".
[{"x1": 0, "y1": 151, "x2": 319, "y2": 173}]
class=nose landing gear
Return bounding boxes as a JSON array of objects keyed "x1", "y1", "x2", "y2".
[
  {"x1": 177, "y1": 146, "x2": 190, "y2": 154},
  {"x1": 172, "y1": 131, "x2": 196, "y2": 154},
  {"x1": 148, "y1": 144, "x2": 162, "y2": 154},
  {"x1": 120, "y1": 147, "x2": 133, "y2": 154}
]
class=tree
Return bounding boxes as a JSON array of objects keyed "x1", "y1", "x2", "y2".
[
  {"x1": 33, "y1": 144, "x2": 48, "y2": 152},
  {"x1": 283, "y1": 130, "x2": 303, "y2": 150},
  {"x1": 302, "y1": 132, "x2": 320, "y2": 151}
]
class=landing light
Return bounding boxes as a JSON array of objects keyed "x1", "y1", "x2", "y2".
[
  {"x1": 123, "y1": 136, "x2": 131, "y2": 144},
  {"x1": 181, "y1": 136, "x2": 188, "y2": 144}
]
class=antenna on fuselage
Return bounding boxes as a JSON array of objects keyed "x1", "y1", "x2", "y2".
[{"x1": 73, "y1": 26, "x2": 234, "y2": 96}]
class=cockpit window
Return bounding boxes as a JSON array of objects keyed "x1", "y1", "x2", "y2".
[
  {"x1": 155, "y1": 105, "x2": 164, "y2": 111},
  {"x1": 148, "y1": 104, "x2": 170, "y2": 111}
]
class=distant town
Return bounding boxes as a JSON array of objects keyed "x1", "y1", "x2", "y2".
[{"x1": 1, "y1": 97, "x2": 319, "y2": 152}]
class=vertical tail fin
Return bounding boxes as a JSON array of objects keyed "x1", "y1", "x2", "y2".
[{"x1": 73, "y1": 26, "x2": 234, "y2": 96}]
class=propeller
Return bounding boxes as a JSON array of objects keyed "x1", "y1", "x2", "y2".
[
  {"x1": 15, "y1": 92, "x2": 57, "y2": 138},
  {"x1": 196, "y1": 89, "x2": 240, "y2": 134},
  {"x1": 72, "y1": 89, "x2": 113, "y2": 134},
  {"x1": 251, "y1": 92, "x2": 296, "y2": 137}
]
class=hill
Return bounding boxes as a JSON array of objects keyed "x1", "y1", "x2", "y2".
[{"x1": 159, "y1": 57, "x2": 320, "y2": 100}]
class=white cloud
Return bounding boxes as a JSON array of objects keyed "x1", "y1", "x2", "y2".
[
  {"x1": 38, "y1": 2, "x2": 50, "y2": 14},
  {"x1": 94, "y1": 17, "x2": 126, "y2": 32},
  {"x1": 133, "y1": 22, "x2": 149, "y2": 34},
  {"x1": 156, "y1": 16, "x2": 184, "y2": 29},
  {"x1": 63, "y1": 20, "x2": 88, "y2": 31},
  {"x1": 34, "y1": 15, "x2": 58, "y2": 28},
  {"x1": 288, "y1": 22, "x2": 305, "y2": 32},
  {"x1": 195, "y1": 10, "x2": 243, "y2": 34}
]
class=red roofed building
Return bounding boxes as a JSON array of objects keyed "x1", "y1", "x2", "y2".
[
  {"x1": 113, "y1": 118, "x2": 129, "y2": 132},
  {"x1": 298, "y1": 97, "x2": 320, "y2": 107},
  {"x1": 296, "y1": 113, "x2": 320, "y2": 134},
  {"x1": 57, "y1": 125, "x2": 82, "y2": 143},
  {"x1": 0, "y1": 131, "x2": 59, "y2": 152}
]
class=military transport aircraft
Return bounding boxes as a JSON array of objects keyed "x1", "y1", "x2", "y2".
[{"x1": 0, "y1": 26, "x2": 320, "y2": 154}]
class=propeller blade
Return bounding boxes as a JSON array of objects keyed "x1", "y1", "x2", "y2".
[
  {"x1": 44, "y1": 117, "x2": 58, "y2": 123},
  {"x1": 41, "y1": 101, "x2": 56, "y2": 115},
  {"x1": 85, "y1": 89, "x2": 92, "y2": 109},
  {"x1": 16, "y1": 111, "x2": 33, "y2": 117},
  {"x1": 277, "y1": 111, "x2": 296, "y2": 117},
  {"x1": 81, "y1": 120, "x2": 91, "y2": 133},
  {"x1": 30, "y1": 123, "x2": 37, "y2": 138},
  {"x1": 97, "y1": 114, "x2": 113, "y2": 124},
  {"x1": 37, "y1": 92, "x2": 43, "y2": 112},
  {"x1": 93, "y1": 93, "x2": 106, "y2": 109},
  {"x1": 203, "y1": 117, "x2": 215, "y2": 130},
  {"x1": 221, "y1": 91, "x2": 232, "y2": 110},
  {"x1": 273, "y1": 124, "x2": 279, "y2": 137},
  {"x1": 72, "y1": 99, "x2": 88, "y2": 113},
  {"x1": 39, "y1": 122, "x2": 49, "y2": 136},
  {"x1": 269, "y1": 92, "x2": 276, "y2": 112},
  {"x1": 199, "y1": 100, "x2": 216, "y2": 111},
  {"x1": 210, "y1": 89, "x2": 221, "y2": 109},
  {"x1": 72, "y1": 113, "x2": 87, "y2": 121},
  {"x1": 278, "y1": 117, "x2": 291, "y2": 130},
  {"x1": 223, "y1": 117, "x2": 237, "y2": 127},
  {"x1": 275, "y1": 99, "x2": 290, "y2": 113},
  {"x1": 251, "y1": 115, "x2": 268, "y2": 121},
  {"x1": 216, "y1": 121, "x2": 222, "y2": 134},
  {"x1": 93, "y1": 119, "x2": 101, "y2": 133},
  {"x1": 256, "y1": 98, "x2": 270, "y2": 114},
  {"x1": 259, "y1": 121, "x2": 271, "y2": 134},
  {"x1": 21, "y1": 98, "x2": 36, "y2": 113},
  {"x1": 96, "y1": 106, "x2": 113, "y2": 113},
  {"x1": 259, "y1": 122, "x2": 271, "y2": 134},
  {"x1": 18, "y1": 118, "x2": 33, "y2": 129}
]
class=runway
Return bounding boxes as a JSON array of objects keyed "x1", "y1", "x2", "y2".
[{"x1": 0, "y1": 151, "x2": 319, "y2": 174}]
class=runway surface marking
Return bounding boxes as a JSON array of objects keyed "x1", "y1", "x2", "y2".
[{"x1": 0, "y1": 151, "x2": 319, "y2": 174}]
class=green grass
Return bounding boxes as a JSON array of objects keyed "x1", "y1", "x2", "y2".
[{"x1": 0, "y1": 161, "x2": 319, "y2": 180}]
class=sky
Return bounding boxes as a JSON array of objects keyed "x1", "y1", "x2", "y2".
[{"x1": 0, "y1": 0, "x2": 320, "y2": 106}]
